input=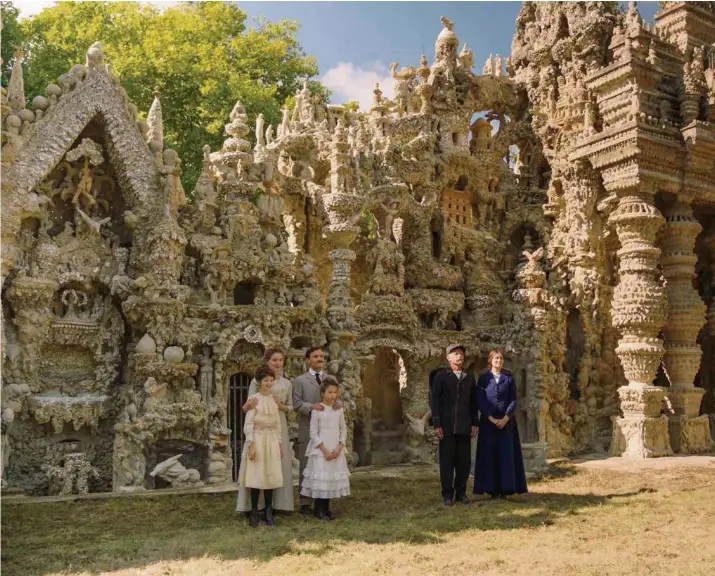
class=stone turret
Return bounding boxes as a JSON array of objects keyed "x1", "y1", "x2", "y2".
[
  {"x1": 7, "y1": 50, "x2": 26, "y2": 114},
  {"x1": 146, "y1": 88, "x2": 164, "y2": 163}
]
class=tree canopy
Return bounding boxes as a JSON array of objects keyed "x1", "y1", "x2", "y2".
[
  {"x1": 4, "y1": 1, "x2": 329, "y2": 190},
  {"x1": 1, "y1": 1, "x2": 23, "y2": 86}
]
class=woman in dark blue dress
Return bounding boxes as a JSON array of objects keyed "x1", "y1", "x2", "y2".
[{"x1": 473, "y1": 350, "x2": 527, "y2": 497}]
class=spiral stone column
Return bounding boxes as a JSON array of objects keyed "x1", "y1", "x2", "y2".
[
  {"x1": 660, "y1": 201, "x2": 713, "y2": 453},
  {"x1": 609, "y1": 192, "x2": 672, "y2": 458}
]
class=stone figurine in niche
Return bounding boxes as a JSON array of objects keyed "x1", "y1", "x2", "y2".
[
  {"x1": 43, "y1": 452, "x2": 100, "y2": 496},
  {"x1": 150, "y1": 454, "x2": 203, "y2": 488}
]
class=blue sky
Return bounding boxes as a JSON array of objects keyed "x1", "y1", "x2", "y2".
[{"x1": 14, "y1": 1, "x2": 660, "y2": 109}]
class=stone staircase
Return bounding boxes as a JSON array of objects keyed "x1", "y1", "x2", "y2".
[{"x1": 370, "y1": 419, "x2": 407, "y2": 466}]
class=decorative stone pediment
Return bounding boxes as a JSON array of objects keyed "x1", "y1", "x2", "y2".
[{"x1": 2, "y1": 60, "x2": 162, "y2": 270}]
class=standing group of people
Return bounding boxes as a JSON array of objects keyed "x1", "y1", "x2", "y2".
[
  {"x1": 235, "y1": 342, "x2": 527, "y2": 527},
  {"x1": 236, "y1": 347, "x2": 350, "y2": 527},
  {"x1": 431, "y1": 344, "x2": 527, "y2": 506}
]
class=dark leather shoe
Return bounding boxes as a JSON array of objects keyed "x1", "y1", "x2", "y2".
[
  {"x1": 313, "y1": 501, "x2": 325, "y2": 519},
  {"x1": 300, "y1": 504, "x2": 312, "y2": 516},
  {"x1": 264, "y1": 506, "x2": 276, "y2": 527},
  {"x1": 248, "y1": 510, "x2": 260, "y2": 528},
  {"x1": 324, "y1": 509, "x2": 336, "y2": 521},
  {"x1": 443, "y1": 497, "x2": 454, "y2": 507},
  {"x1": 456, "y1": 495, "x2": 471, "y2": 505}
]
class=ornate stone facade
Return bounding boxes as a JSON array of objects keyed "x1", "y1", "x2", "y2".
[
  {"x1": 2, "y1": 4, "x2": 714, "y2": 494},
  {"x1": 513, "y1": 1, "x2": 715, "y2": 458}
]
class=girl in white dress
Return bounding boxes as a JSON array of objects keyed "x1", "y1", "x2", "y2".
[
  {"x1": 237, "y1": 366, "x2": 283, "y2": 528},
  {"x1": 237, "y1": 348, "x2": 294, "y2": 515},
  {"x1": 300, "y1": 376, "x2": 350, "y2": 520}
]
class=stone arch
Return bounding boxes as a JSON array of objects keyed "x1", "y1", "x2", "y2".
[
  {"x1": 2, "y1": 69, "x2": 162, "y2": 258},
  {"x1": 215, "y1": 325, "x2": 264, "y2": 363},
  {"x1": 502, "y1": 211, "x2": 548, "y2": 248},
  {"x1": 356, "y1": 333, "x2": 414, "y2": 354}
]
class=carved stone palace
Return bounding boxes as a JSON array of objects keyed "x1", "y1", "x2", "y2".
[{"x1": 2, "y1": 2, "x2": 714, "y2": 495}]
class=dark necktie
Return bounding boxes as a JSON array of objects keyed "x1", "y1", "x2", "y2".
[{"x1": 315, "y1": 372, "x2": 321, "y2": 385}]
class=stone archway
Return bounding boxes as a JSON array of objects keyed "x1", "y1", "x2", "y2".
[
  {"x1": 222, "y1": 339, "x2": 265, "y2": 481},
  {"x1": 358, "y1": 347, "x2": 408, "y2": 466}
]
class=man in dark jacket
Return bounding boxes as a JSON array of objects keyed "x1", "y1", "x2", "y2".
[{"x1": 431, "y1": 344, "x2": 479, "y2": 506}]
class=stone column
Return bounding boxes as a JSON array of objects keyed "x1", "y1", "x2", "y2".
[
  {"x1": 326, "y1": 248, "x2": 357, "y2": 334},
  {"x1": 5, "y1": 277, "x2": 58, "y2": 376},
  {"x1": 325, "y1": 247, "x2": 361, "y2": 463},
  {"x1": 609, "y1": 192, "x2": 672, "y2": 458},
  {"x1": 660, "y1": 201, "x2": 713, "y2": 453},
  {"x1": 515, "y1": 257, "x2": 549, "y2": 471}
]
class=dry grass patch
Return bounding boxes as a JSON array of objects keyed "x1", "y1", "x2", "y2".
[{"x1": 2, "y1": 462, "x2": 715, "y2": 576}]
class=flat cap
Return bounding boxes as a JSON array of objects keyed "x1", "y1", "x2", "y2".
[{"x1": 446, "y1": 344, "x2": 465, "y2": 355}]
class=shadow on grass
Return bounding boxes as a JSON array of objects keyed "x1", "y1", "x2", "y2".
[
  {"x1": 530, "y1": 460, "x2": 580, "y2": 481},
  {"x1": 1, "y1": 470, "x2": 646, "y2": 576}
]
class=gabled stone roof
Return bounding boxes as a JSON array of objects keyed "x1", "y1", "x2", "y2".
[{"x1": 2, "y1": 54, "x2": 162, "y2": 254}]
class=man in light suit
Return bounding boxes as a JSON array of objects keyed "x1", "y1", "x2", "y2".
[{"x1": 292, "y1": 346, "x2": 326, "y2": 516}]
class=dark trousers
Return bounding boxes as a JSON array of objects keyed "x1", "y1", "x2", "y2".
[{"x1": 438, "y1": 433, "x2": 472, "y2": 500}]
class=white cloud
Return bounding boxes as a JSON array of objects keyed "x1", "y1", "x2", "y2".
[{"x1": 321, "y1": 62, "x2": 395, "y2": 113}]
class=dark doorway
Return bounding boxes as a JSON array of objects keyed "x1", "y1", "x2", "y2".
[
  {"x1": 234, "y1": 282, "x2": 257, "y2": 305},
  {"x1": 432, "y1": 230, "x2": 441, "y2": 259},
  {"x1": 228, "y1": 372, "x2": 253, "y2": 481},
  {"x1": 565, "y1": 309, "x2": 585, "y2": 400}
]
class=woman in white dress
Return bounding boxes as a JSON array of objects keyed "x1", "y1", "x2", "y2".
[
  {"x1": 236, "y1": 349, "x2": 295, "y2": 516},
  {"x1": 237, "y1": 365, "x2": 283, "y2": 527},
  {"x1": 301, "y1": 375, "x2": 350, "y2": 520}
]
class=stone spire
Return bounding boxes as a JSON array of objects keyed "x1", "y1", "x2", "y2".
[
  {"x1": 458, "y1": 43, "x2": 474, "y2": 70},
  {"x1": 7, "y1": 50, "x2": 26, "y2": 113},
  {"x1": 433, "y1": 15, "x2": 459, "y2": 71},
  {"x1": 418, "y1": 54, "x2": 430, "y2": 83},
  {"x1": 222, "y1": 101, "x2": 251, "y2": 152},
  {"x1": 146, "y1": 87, "x2": 164, "y2": 157}
]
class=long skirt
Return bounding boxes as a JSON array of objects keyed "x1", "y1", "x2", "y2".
[
  {"x1": 236, "y1": 412, "x2": 294, "y2": 511},
  {"x1": 473, "y1": 417, "x2": 527, "y2": 496}
]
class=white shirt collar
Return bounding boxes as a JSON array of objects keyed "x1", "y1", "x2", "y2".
[{"x1": 308, "y1": 368, "x2": 323, "y2": 377}]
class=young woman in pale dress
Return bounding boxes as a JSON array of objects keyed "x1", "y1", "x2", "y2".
[
  {"x1": 300, "y1": 376, "x2": 350, "y2": 520},
  {"x1": 236, "y1": 365, "x2": 283, "y2": 527},
  {"x1": 236, "y1": 349, "x2": 295, "y2": 516}
]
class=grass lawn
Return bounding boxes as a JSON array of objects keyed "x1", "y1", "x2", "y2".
[{"x1": 2, "y1": 461, "x2": 715, "y2": 576}]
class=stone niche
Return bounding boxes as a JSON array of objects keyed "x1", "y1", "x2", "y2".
[
  {"x1": 145, "y1": 439, "x2": 208, "y2": 489},
  {"x1": 38, "y1": 344, "x2": 97, "y2": 394},
  {"x1": 6, "y1": 424, "x2": 114, "y2": 495}
]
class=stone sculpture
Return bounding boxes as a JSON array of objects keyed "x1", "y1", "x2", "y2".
[
  {"x1": 1, "y1": 5, "x2": 714, "y2": 495},
  {"x1": 149, "y1": 454, "x2": 203, "y2": 488},
  {"x1": 44, "y1": 451, "x2": 100, "y2": 496}
]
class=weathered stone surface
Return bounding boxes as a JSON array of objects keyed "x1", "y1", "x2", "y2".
[{"x1": 2, "y1": 4, "x2": 714, "y2": 495}]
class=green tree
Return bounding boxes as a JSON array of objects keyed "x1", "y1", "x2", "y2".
[
  {"x1": 19, "y1": 1, "x2": 329, "y2": 190},
  {"x1": 343, "y1": 100, "x2": 360, "y2": 113},
  {"x1": 1, "y1": 1, "x2": 24, "y2": 87}
]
